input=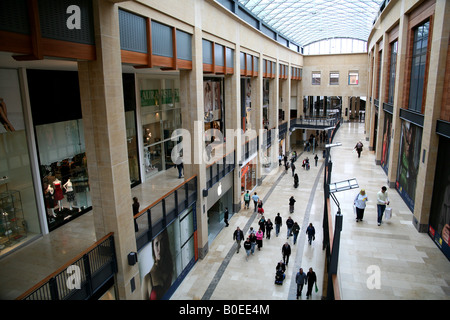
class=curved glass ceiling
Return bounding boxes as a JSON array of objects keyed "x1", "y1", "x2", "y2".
[{"x1": 238, "y1": 0, "x2": 384, "y2": 47}]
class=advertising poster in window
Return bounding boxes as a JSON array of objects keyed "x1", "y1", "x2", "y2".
[
  {"x1": 139, "y1": 207, "x2": 196, "y2": 300},
  {"x1": 428, "y1": 136, "x2": 450, "y2": 261},
  {"x1": 395, "y1": 120, "x2": 422, "y2": 212},
  {"x1": 380, "y1": 112, "x2": 392, "y2": 174}
]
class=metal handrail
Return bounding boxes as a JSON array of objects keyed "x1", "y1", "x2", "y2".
[{"x1": 16, "y1": 232, "x2": 117, "y2": 300}]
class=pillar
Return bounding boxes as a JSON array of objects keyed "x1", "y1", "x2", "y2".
[{"x1": 77, "y1": 0, "x2": 140, "y2": 299}]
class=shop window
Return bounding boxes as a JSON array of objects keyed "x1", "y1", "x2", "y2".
[
  {"x1": 0, "y1": 69, "x2": 40, "y2": 256},
  {"x1": 387, "y1": 41, "x2": 398, "y2": 104},
  {"x1": 408, "y1": 20, "x2": 430, "y2": 113},
  {"x1": 140, "y1": 77, "x2": 182, "y2": 179}
]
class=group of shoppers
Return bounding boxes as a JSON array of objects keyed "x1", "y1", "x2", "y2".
[{"x1": 354, "y1": 186, "x2": 391, "y2": 226}]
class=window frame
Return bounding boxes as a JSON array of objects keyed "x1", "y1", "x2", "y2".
[
  {"x1": 312, "y1": 71, "x2": 321, "y2": 85},
  {"x1": 348, "y1": 71, "x2": 359, "y2": 85},
  {"x1": 329, "y1": 72, "x2": 339, "y2": 85}
]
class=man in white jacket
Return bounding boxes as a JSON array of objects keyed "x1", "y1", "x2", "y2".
[{"x1": 376, "y1": 186, "x2": 390, "y2": 226}]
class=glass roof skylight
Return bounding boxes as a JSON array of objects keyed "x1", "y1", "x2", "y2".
[{"x1": 238, "y1": 0, "x2": 384, "y2": 47}]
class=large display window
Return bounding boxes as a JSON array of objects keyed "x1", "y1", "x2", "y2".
[
  {"x1": 27, "y1": 69, "x2": 91, "y2": 231},
  {"x1": 380, "y1": 112, "x2": 392, "y2": 174},
  {"x1": 0, "y1": 69, "x2": 41, "y2": 256},
  {"x1": 204, "y1": 78, "x2": 224, "y2": 144},
  {"x1": 140, "y1": 77, "x2": 182, "y2": 179}
]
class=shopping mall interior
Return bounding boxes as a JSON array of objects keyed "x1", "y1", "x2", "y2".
[{"x1": 0, "y1": 0, "x2": 448, "y2": 302}]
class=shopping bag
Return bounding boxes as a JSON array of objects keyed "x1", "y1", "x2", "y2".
[
  {"x1": 315, "y1": 283, "x2": 318, "y2": 293},
  {"x1": 385, "y1": 207, "x2": 392, "y2": 220}
]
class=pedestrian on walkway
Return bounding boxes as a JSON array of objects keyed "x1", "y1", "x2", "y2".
[
  {"x1": 282, "y1": 242, "x2": 291, "y2": 266},
  {"x1": 354, "y1": 189, "x2": 368, "y2": 222},
  {"x1": 376, "y1": 186, "x2": 390, "y2": 226},
  {"x1": 289, "y1": 196, "x2": 296, "y2": 213},
  {"x1": 265, "y1": 218, "x2": 273, "y2": 239},
  {"x1": 286, "y1": 216, "x2": 294, "y2": 239},
  {"x1": 292, "y1": 222, "x2": 300, "y2": 245},
  {"x1": 252, "y1": 192, "x2": 259, "y2": 212},
  {"x1": 306, "y1": 223, "x2": 315, "y2": 245},
  {"x1": 256, "y1": 228, "x2": 264, "y2": 250},
  {"x1": 354, "y1": 140, "x2": 364, "y2": 158},
  {"x1": 275, "y1": 213, "x2": 282, "y2": 237},
  {"x1": 224, "y1": 207, "x2": 229, "y2": 227},
  {"x1": 295, "y1": 268, "x2": 307, "y2": 299},
  {"x1": 306, "y1": 267, "x2": 317, "y2": 299},
  {"x1": 314, "y1": 154, "x2": 319, "y2": 167},
  {"x1": 243, "y1": 190, "x2": 250, "y2": 209},
  {"x1": 249, "y1": 231, "x2": 257, "y2": 255},
  {"x1": 257, "y1": 199, "x2": 264, "y2": 214},
  {"x1": 291, "y1": 161, "x2": 296, "y2": 177},
  {"x1": 258, "y1": 216, "x2": 266, "y2": 235},
  {"x1": 293, "y1": 173, "x2": 299, "y2": 188},
  {"x1": 233, "y1": 227, "x2": 244, "y2": 253},
  {"x1": 243, "y1": 237, "x2": 252, "y2": 261}
]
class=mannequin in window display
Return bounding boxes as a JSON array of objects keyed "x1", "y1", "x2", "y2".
[
  {"x1": 45, "y1": 184, "x2": 56, "y2": 218},
  {"x1": 63, "y1": 178, "x2": 76, "y2": 210},
  {"x1": 53, "y1": 178, "x2": 64, "y2": 210},
  {"x1": 0, "y1": 98, "x2": 15, "y2": 132}
]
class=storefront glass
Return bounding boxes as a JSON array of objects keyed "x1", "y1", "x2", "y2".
[
  {"x1": 380, "y1": 112, "x2": 392, "y2": 174},
  {"x1": 123, "y1": 73, "x2": 140, "y2": 186},
  {"x1": 204, "y1": 78, "x2": 224, "y2": 144},
  {"x1": 27, "y1": 69, "x2": 90, "y2": 231},
  {"x1": 241, "y1": 159, "x2": 257, "y2": 195},
  {"x1": 140, "y1": 77, "x2": 182, "y2": 179},
  {"x1": 0, "y1": 69, "x2": 40, "y2": 255}
]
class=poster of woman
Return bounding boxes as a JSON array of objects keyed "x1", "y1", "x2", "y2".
[
  {"x1": 380, "y1": 113, "x2": 392, "y2": 173},
  {"x1": 395, "y1": 120, "x2": 422, "y2": 211}
]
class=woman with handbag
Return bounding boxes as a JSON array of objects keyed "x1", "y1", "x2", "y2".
[{"x1": 354, "y1": 189, "x2": 368, "y2": 222}]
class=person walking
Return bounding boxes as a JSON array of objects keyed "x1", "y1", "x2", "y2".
[
  {"x1": 265, "y1": 218, "x2": 273, "y2": 239},
  {"x1": 252, "y1": 192, "x2": 260, "y2": 212},
  {"x1": 258, "y1": 216, "x2": 266, "y2": 235},
  {"x1": 314, "y1": 154, "x2": 319, "y2": 167},
  {"x1": 291, "y1": 161, "x2": 296, "y2": 177},
  {"x1": 306, "y1": 223, "x2": 315, "y2": 245},
  {"x1": 176, "y1": 159, "x2": 184, "y2": 178},
  {"x1": 376, "y1": 186, "x2": 390, "y2": 226},
  {"x1": 354, "y1": 189, "x2": 368, "y2": 222},
  {"x1": 292, "y1": 222, "x2": 300, "y2": 245},
  {"x1": 306, "y1": 267, "x2": 317, "y2": 299},
  {"x1": 295, "y1": 268, "x2": 307, "y2": 299},
  {"x1": 289, "y1": 196, "x2": 296, "y2": 213},
  {"x1": 233, "y1": 227, "x2": 244, "y2": 253},
  {"x1": 275, "y1": 213, "x2": 282, "y2": 237},
  {"x1": 282, "y1": 242, "x2": 291, "y2": 266},
  {"x1": 354, "y1": 140, "x2": 364, "y2": 158},
  {"x1": 286, "y1": 216, "x2": 294, "y2": 239},
  {"x1": 132, "y1": 197, "x2": 140, "y2": 232},
  {"x1": 243, "y1": 237, "x2": 252, "y2": 261},
  {"x1": 249, "y1": 231, "x2": 257, "y2": 255},
  {"x1": 223, "y1": 207, "x2": 229, "y2": 227},
  {"x1": 243, "y1": 190, "x2": 250, "y2": 209},
  {"x1": 256, "y1": 228, "x2": 264, "y2": 251}
]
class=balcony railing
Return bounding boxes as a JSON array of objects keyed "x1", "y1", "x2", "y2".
[
  {"x1": 17, "y1": 233, "x2": 117, "y2": 300},
  {"x1": 134, "y1": 175, "x2": 197, "y2": 251}
]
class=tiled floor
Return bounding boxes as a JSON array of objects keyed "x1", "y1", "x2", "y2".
[
  {"x1": 1, "y1": 122, "x2": 449, "y2": 300},
  {"x1": 171, "y1": 122, "x2": 450, "y2": 300}
]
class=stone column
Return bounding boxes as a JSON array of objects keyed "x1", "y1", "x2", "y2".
[
  {"x1": 179, "y1": 20, "x2": 209, "y2": 257},
  {"x1": 375, "y1": 38, "x2": 389, "y2": 164},
  {"x1": 387, "y1": 10, "x2": 408, "y2": 188},
  {"x1": 77, "y1": 0, "x2": 140, "y2": 299},
  {"x1": 412, "y1": 0, "x2": 450, "y2": 232}
]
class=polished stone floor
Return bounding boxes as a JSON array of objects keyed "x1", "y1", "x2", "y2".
[
  {"x1": 171, "y1": 122, "x2": 450, "y2": 300},
  {"x1": 1, "y1": 122, "x2": 449, "y2": 300}
]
